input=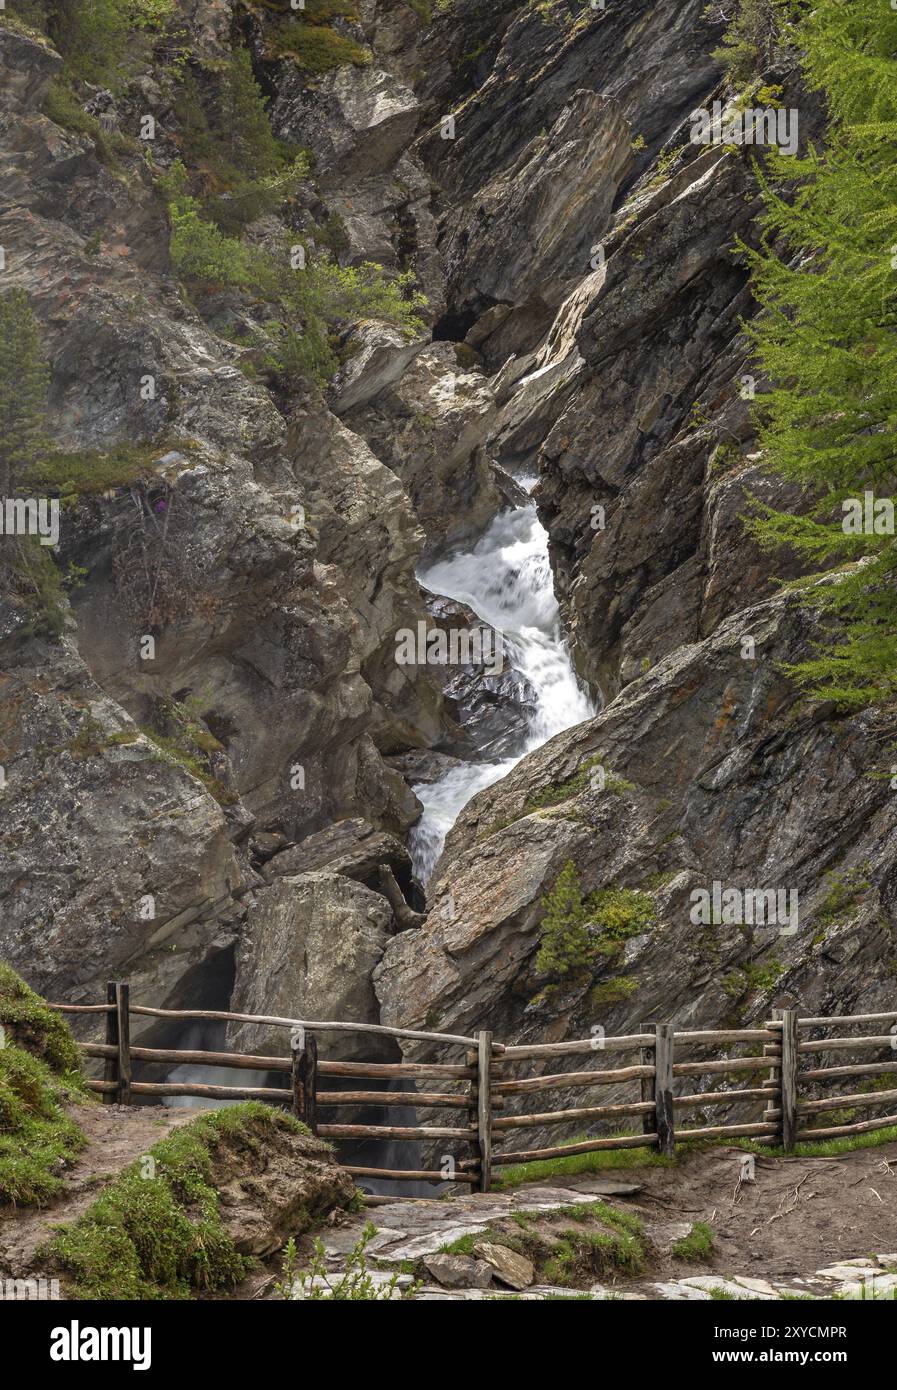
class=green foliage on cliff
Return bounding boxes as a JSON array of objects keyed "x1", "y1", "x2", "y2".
[
  {"x1": 162, "y1": 161, "x2": 425, "y2": 384},
  {"x1": 173, "y1": 50, "x2": 308, "y2": 235},
  {"x1": 270, "y1": 20, "x2": 371, "y2": 72},
  {"x1": 709, "y1": 0, "x2": 786, "y2": 86},
  {"x1": 742, "y1": 0, "x2": 897, "y2": 706},
  {"x1": 534, "y1": 862, "x2": 656, "y2": 982},
  {"x1": 0, "y1": 964, "x2": 86, "y2": 1205},
  {"x1": 9, "y1": 0, "x2": 175, "y2": 86},
  {"x1": 46, "y1": 1104, "x2": 308, "y2": 1299},
  {"x1": 0, "y1": 290, "x2": 49, "y2": 499}
]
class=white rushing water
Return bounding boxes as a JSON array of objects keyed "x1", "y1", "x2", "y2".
[{"x1": 410, "y1": 494, "x2": 596, "y2": 883}]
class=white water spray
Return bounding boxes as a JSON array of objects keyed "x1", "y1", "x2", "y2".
[{"x1": 411, "y1": 496, "x2": 596, "y2": 882}]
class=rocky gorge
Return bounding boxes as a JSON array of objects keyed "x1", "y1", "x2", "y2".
[{"x1": 1, "y1": 0, "x2": 896, "y2": 1226}]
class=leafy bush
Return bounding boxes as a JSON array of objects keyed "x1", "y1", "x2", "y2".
[{"x1": 535, "y1": 863, "x2": 656, "y2": 982}]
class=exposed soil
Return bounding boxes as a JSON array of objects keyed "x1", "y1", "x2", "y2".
[
  {"x1": 0, "y1": 1102, "x2": 202, "y2": 1277},
  {"x1": 555, "y1": 1142, "x2": 897, "y2": 1283}
]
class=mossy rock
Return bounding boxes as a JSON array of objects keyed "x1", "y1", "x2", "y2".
[{"x1": 0, "y1": 962, "x2": 82, "y2": 1073}]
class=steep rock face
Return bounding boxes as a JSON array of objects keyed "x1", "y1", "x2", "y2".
[
  {"x1": 0, "y1": 635, "x2": 247, "y2": 1008},
  {"x1": 414, "y1": 0, "x2": 722, "y2": 355},
  {"x1": 0, "y1": 18, "x2": 451, "y2": 1006},
  {"x1": 342, "y1": 340, "x2": 514, "y2": 553},
  {"x1": 377, "y1": 590, "x2": 897, "y2": 1050},
  {"x1": 230, "y1": 872, "x2": 397, "y2": 1063}
]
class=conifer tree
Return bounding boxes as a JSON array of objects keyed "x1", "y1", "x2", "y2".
[{"x1": 742, "y1": 0, "x2": 897, "y2": 706}]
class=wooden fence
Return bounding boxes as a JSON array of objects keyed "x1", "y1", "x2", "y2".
[{"x1": 50, "y1": 987, "x2": 897, "y2": 1197}]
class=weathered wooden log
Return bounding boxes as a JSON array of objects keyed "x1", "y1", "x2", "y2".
[
  {"x1": 345, "y1": 1166, "x2": 478, "y2": 1184},
  {"x1": 493, "y1": 1099, "x2": 655, "y2": 1131},
  {"x1": 317, "y1": 1123, "x2": 475, "y2": 1141},
  {"x1": 799, "y1": 1060, "x2": 897, "y2": 1082},
  {"x1": 795, "y1": 1111, "x2": 897, "y2": 1141},
  {"x1": 487, "y1": 1133, "x2": 660, "y2": 1166},
  {"x1": 102, "y1": 982, "x2": 119, "y2": 1106},
  {"x1": 780, "y1": 1009, "x2": 799, "y2": 1153},
  {"x1": 500, "y1": 1035, "x2": 653, "y2": 1059},
  {"x1": 798, "y1": 1035, "x2": 897, "y2": 1053},
  {"x1": 316, "y1": 1090, "x2": 475, "y2": 1109},
  {"x1": 674, "y1": 1056, "x2": 780, "y2": 1077},
  {"x1": 677, "y1": 1120, "x2": 780, "y2": 1141},
  {"x1": 118, "y1": 1082, "x2": 292, "y2": 1101},
  {"x1": 654, "y1": 1023, "x2": 675, "y2": 1157},
  {"x1": 318, "y1": 1060, "x2": 475, "y2": 1081},
  {"x1": 798, "y1": 1087, "x2": 897, "y2": 1116},
  {"x1": 377, "y1": 863, "x2": 426, "y2": 931},
  {"x1": 123, "y1": 1004, "x2": 478, "y2": 1047},
  {"x1": 673, "y1": 1087, "x2": 777, "y2": 1109},
  {"x1": 674, "y1": 1029, "x2": 774, "y2": 1044},
  {"x1": 475, "y1": 1031, "x2": 493, "y2": 1193},
  {"x1": 492, "y1": 1064, "x2": 654, "y2": 1096}
]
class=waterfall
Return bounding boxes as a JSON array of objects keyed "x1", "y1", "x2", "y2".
[{"x1": 410, "y1": 491, "x2": 596, "y2": 883}]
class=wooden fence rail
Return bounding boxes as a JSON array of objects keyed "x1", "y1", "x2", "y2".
[{"x1": 49, "y1": 987, "x2": 897, "y2": 1196}]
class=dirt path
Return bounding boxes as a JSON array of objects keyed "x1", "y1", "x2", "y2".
[
  {"x1": 557, "y1": 1141, "x2": 897, "y2": 1280},
  {"x1": 0, "y1": 1102, "x2": 203, "y2": 1277}
]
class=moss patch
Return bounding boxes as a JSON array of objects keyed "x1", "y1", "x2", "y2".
[
  {"x1": 269, "y1": 20, "x2": 371, "y2": 72},
  {"x1": 671, "y1": 1220, "x2": 715, "y2": 1262},
  {"x1": 23, "y1": 442, "x2": 161, "y2": 497},
  {"x1": 495, "y1": 1135, "x2": 674, "y2": 1190},
  {"x1": 45, "y1": 1104, "x2": 310, "y2": 1299},
  {"x1": 0, "y1": 963, "x2": 82, "y2": 1073},
  {"x1": 0, "y1": 964, "x2": 86, "y2": 1206}
]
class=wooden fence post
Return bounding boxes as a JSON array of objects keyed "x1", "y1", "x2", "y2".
[
  {"x1": 763, "y1": 1007, "x2": 782, "y2": 1136},
  {"x1": 103, "y1": 981, "x2": 119, "y2": 1104},
  {"x1": 115, "y1": 981, "x2": 131, "y2": 1106},
  {"x1": 291, "y1": 1030, "x2": 318, "y2": 1134},
  {"x1": 475, "y1": 1030, "x2": 493, "y2": 1193},
  {"x1": 639, "y1": 1021, "x2": 656, "y2": 1137},
  {"x1": 654, "y1": 1023, "x2": 675, "y2": 1157},
  {"x1": 780, "y1": 1008, "x2": 799, "y2": 1153}
]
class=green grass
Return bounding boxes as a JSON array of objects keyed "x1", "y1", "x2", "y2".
[
  {"x1": 0, "y1": 964, "x2": 87, "y2": 1206},
  {"x1": 671, "y1": 1221, "x2": 715, "y2": 1262},
  {"x1": 269, "y1": 21, "x2": 371, "y2": 72},
  {"x1": 540, "y1": 1203, "x2": 650, "y2": 1286},
  {"x1": 734, "y1": 1124, "x2": 897, "y2": 1160},
  {"x1": 23, "y1": 442, "x2": 161, "y2": 497},
  {"x1": 0, "y1": 963, "x2": 83, "y2": 1073},
  {"x1": 0, "y1": 1046, "x2": 87, "y2": 1206},
  {"x1": 494, "y1": 1134, "x2": 674, "y2": 1190},
  {"x1": 45, "y1": 1104, "x2": 312, "y2": 1299}
]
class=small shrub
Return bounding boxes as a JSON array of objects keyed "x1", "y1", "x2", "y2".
[
  {"x1": 535, "y1": 863, "x2": 657, "y2": 983},
  {"x1": 269, "y1": 21, "x2": 372, "y2": 72},
  {"x1": 281, "y1": 1221, "x2": 419, "y2": 1300}
]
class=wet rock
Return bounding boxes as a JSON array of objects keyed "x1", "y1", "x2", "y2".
[
  {"x1": 344, "y1": 342, "x2": 513, "y2": 553},
  {"x1": 377, "y1": 590, "x2": 897, "y2": 1089}
]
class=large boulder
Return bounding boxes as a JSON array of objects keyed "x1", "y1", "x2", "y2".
[
  {"x1": 0, "y1": 636, "x2": 247, "y2": 1012},
  {"x1": 230, "y1": 872, "x2": 397, "y2": 1062}
]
